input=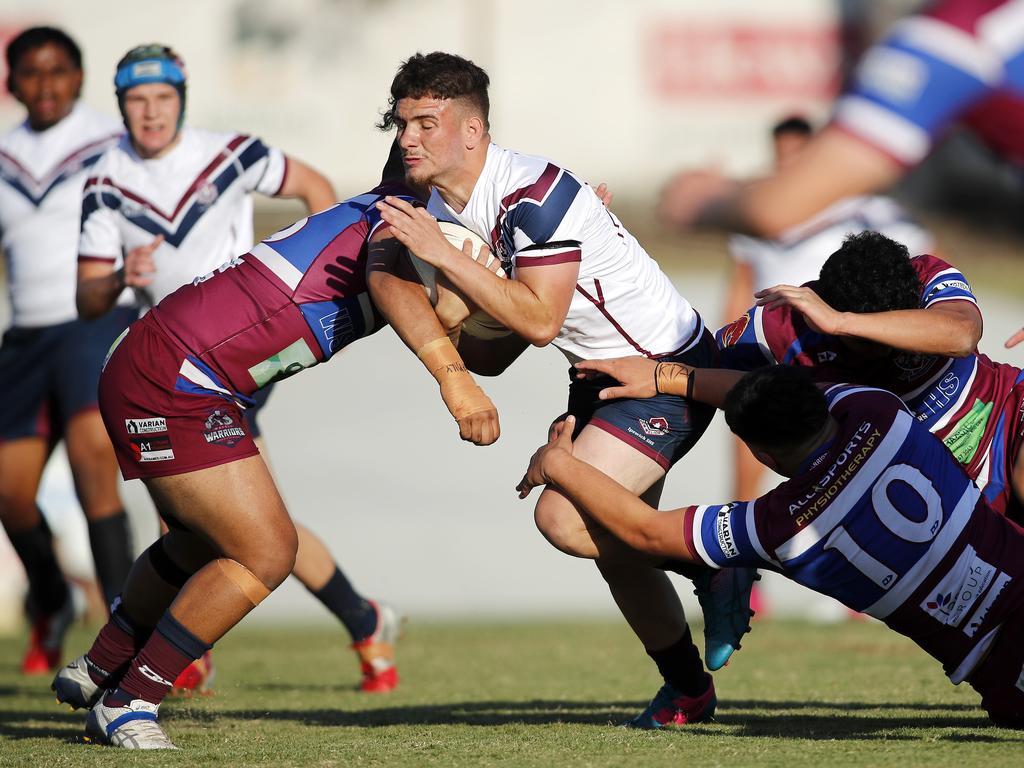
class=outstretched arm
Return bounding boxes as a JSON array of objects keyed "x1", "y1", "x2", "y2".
[
  {"x1": 659, "y1": 127, "x2": 903, "y2": 239},
  {"x1": 573, "y1": 357, "x2": 745, "y2": 410},
  {"x1": 517, "y1": 416, "x2": 696, "y2": 561},
  {"x1": 755, "y1": 285, "x2": 982, "y2": 358}
]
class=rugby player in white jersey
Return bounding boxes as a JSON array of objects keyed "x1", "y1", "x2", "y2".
[
  {"x1": 370, "y1": 52, "x2": 756, "y2": 728},
  {"x1": 0, "y1": 26, "x2": 128, "y2": 675},
  {"x1": 724, "y1": 116, "x2": 935, "y2": 507},
  {"x1": 73, "y1": 44, "x2": 402, "y2": 693}
]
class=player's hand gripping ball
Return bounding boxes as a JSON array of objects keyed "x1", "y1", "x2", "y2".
[{"x1": 408, "y1": 222, "x2": 513, "y2": 340}]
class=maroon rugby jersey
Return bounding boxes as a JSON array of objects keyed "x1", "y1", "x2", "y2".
[
  {"x1": 684, "y1": 385, "x2": 1024, "y2": 683},
  {"x1": 150, "y1": 184, "x2": 415, "y2": 400},
  {"x1": 716, "y1": 254, "x2": 1024, "y2": 515}
]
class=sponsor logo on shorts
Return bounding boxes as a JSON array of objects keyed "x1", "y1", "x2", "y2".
[
  {"x1": 639, "y1": 416, "x2": 670, "y2": 437},
  {"x1": 921, "y1": 546, "x2": 995, "y2": 627},
  {"x1": 964, "y1": 572, "x2": 1011, "y2": 638},
  {"x1": 719, "y1": 314, "x2": 749, "y2": 348},
  {"x1": 130, "y1": 435, "x2": 174, "y2": 463},
  {"x1": 125, "y1": 417, "x2": 167, "y2": 435},
  {"x1": 716, "y1": 505, "x2": 740, "y2": 559},
  {"x1": 203, "y1": 410, "x2": 246, "y2": 447}
]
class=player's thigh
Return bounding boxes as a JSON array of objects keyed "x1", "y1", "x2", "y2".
[
  {"x1": 0, "y1": 436, "x2": 49, "y2": 529},
  {"x1": 144, "y1": 455, "x2": 297, "y2": 587},
  {"x1": 534, "y1": 424, "x2": 666, "y2": 554}
]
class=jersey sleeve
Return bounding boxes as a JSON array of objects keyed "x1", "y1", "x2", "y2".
[
  {"x1": 715, "y1": 305, "x2": 783, "y2": 370},
  {"x1": 912, "y1": 254, "x2": 978, "y2": 308},
  {"x1": 683, "y1": 502, "x2": 776, "y2": 569},
  {"x1": 238, "y1": 136, "x2": 288, "y2": 197},
  {"x1": 831, "y1": 4, "x2": 1001, "y2": 166},
  {"x1": 506, "y1": 164, "x2": 584, "y2": 270},
  {"x1": 78, "y1": 176, "x2": 123, "y2": 264}
]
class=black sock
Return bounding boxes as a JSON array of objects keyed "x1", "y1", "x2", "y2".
[
  {"x1": 88, "y1": 511, "x2": 134, "y2": 608},
  {"x1": 309, "y1": 567, "x2": 377, "y2": 642},
  {"x1": 8, "y1": 513, "x2": 70, "y2": 616},
  {"x1": 648, "y1": 626, "x2": 708, "y2": 697}
]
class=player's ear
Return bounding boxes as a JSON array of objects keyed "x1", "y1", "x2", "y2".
[{"x1": 464, "y1": 114, "x2": 486, "y2": 149}]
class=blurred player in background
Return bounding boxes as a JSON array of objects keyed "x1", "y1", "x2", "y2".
[
  {"x1": 658, "y1": 0, "x2": 1024, "y2": 349},
  {"x1": 371, "y1": 52, "x2": 754, "y2": 729},
  {"x1": 75, "y1": 43, "x2": 401, "y2": 694},
  {"x1": 719, "y1": 232, "x2": 1024, "y2": 523},
  {"x1": 723, "y1": 115, "x2": 936, "y2": 505},
  {"x1": 52, "y1": 156, "x2": 493, "y2": 750},
  {"x1": 520, "y1": 364, "x2": 1024, "y2": 728},
  {"x1": 0, "y1": 26, "x2": 128, "y2": 675}
]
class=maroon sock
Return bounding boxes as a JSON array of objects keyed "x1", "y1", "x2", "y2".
[
  {"x1": 114, "y1": 614, "x2": 211, "y2": 706},
  {"x1": 85, "y1": 605, "x2": 152, "y2": 687}
]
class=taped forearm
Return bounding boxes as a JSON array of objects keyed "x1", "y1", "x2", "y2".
[
  {"x1": 655, "y1": 364, "x2": 745, "y2": 410},
  {"x1": 417, "y1": 337, "x2": 495, "y2": 420}
]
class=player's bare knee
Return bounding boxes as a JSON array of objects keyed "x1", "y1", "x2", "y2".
[
  {"x1": 0, "y1": 490, "x2": 41, "y2": 531},
  {"x1": 240, "y1": 520, "x2": 297, "y2": 589},
  {"x1": 534, "y1": 492, "x2": 590, "y2": 557}
]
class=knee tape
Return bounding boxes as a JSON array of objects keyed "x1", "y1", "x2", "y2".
[{"x1": 215, "y1": 559, "x2": 271, "y2": 607}]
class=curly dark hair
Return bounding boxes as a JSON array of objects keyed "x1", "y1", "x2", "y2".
[
  {"x1": 724, "y1": 366, "x2": 828, "y2": 449},
  {"x1": 6, "y1": 26, "x2": 82, "y2": 94},
  {"x1": 816, "y1": 231, "x2": 921, "y2": 314},
  {"x1": 378, "y1": 52, "x2": 490, "y2": 131}
]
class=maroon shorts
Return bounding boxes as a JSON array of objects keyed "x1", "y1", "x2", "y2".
[
  {"x1": 99, "y1": 314, "x2": 259, "y2": 481},
  {"x1": 967, "y1": 610, "x2": 1024, "y2": 728}
]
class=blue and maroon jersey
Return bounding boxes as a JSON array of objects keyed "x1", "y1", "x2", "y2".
[
  {"x1": 833, "y1": 0, "x2": 1024, "y2": 168},
  {"x1": 684, "y1": 385, "x2": 1024, "y2": 682},
  {"x1": 716, "y1": 254, "x2": 1024, "y2": 515},
  {"x1": 150, "y1": 183, "x2": 414, "y2": 401}
]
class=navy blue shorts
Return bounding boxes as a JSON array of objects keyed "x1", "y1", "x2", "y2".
[
  {"x1": 566, "y1": 329, "x2": 718, "y2": 470},
  {"x1": 0, "y1": 306, "x2": 138, "y2": 443}
]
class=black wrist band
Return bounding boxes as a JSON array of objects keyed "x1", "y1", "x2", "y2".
[{"x1": 686, "y1": 368, "x2": 695, "y2": 399}]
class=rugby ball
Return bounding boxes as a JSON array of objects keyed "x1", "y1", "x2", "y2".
[{"x1": 407, "y1": 221, "x2": 512, "y2": 340}]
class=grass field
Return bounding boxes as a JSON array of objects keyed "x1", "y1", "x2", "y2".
[{"x1": 2, "y1": 619, "x2": 1023, "y2": 767}]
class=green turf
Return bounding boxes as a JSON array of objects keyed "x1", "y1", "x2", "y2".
[{"x1": 1, "y1": 619, "x2": 1022, "y2": 767}]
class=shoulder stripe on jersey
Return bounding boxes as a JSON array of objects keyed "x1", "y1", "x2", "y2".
[
  {"x1": 517, "y1": 249, "x2": 581, "y2": 268},
  {"x1": 248, "y1": 242, "x2": 303, "y2": 289},
  {"x1": 0, "y1": 132, "x2": 119, "y2": 206},
  {"x1": 489, "y1": 163, "x2": 581, "y2": 252},
  {"x1": 833, "y1": 95, "x2": 931, "y2": 165},
  {"x1": 863, "y1": 482, "x2": 980, "y2": 620},
  {"x1": 774, "y1": 408, "x2": 913, "y2": 562},
  {"x1": 979, "y1": 0, "x2": 1024, "y2": 60},
  {"x1": 891, "y1": 16, "x2": 1002, "y2": 83},
  {"x1": 689, "y1": 506, "x2": 715, "y2": 568},
  {"x1": 752, "y1": 306, "x2": 777, "y2": 364}
]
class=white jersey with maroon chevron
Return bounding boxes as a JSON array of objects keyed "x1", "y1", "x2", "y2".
[
  {"x1": 79, "y1": 127, "x2": 286, "y2": 309},
  {"x1": 683, "y1": 385, "x2": 1024, "y2": 683},
  {"x1": 0, "y1": 102, "x2": 121, "y2": 327},
  {"x1": 427, "y1": 142, "x2": 701, "y2": 361},
  {"x1": 729, "y1": 195, "x2": 934, "y2": 293}
]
